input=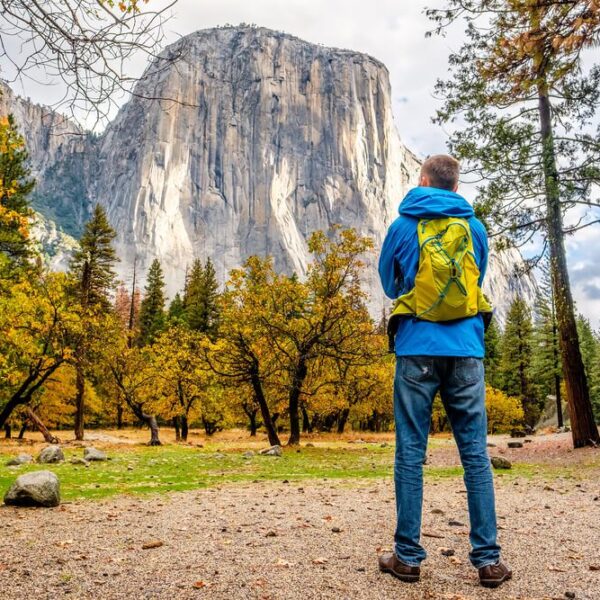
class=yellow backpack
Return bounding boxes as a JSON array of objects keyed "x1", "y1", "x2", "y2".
[{"x1": 387, "y1": 217, "x2": 492, "y2": 350}]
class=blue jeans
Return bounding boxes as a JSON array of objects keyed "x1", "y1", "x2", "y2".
[{"x1": 393, "y1": 356, "x2": 500, "y2": 568}]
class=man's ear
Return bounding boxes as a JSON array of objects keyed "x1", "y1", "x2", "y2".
[
  {"x1": 419, "y1": 173, "x2": 430, "y2": 187},
  {"x1": 453, "y1": 182, "x2": 459, "y2": 192}
]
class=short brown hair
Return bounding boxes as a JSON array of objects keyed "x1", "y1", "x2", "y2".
[{"x1": 421, "y1": 155, "x2": 460, "y2": 191}]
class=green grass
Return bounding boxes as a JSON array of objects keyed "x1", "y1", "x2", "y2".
[{"x1": 0, "y1": 444, "x2": 595, "y2": 502}]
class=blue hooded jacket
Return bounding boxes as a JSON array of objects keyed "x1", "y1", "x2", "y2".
[{"x1": 378, "y1": 186, "x2": 489, "y2": 358}]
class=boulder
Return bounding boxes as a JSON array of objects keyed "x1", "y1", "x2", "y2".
[
  {"x1": 3, "y1": 470, "x2": 60, "y2": 507},
  {"x1": 5, "y1": 453, "x2": 33, "y2": 466},
  {"x1": 37, "y1": 445, "x2": 64, "y2": 464},
  {"x1": 259, "y1": 445, "x2": 283, "y2": 457},
  {"x1": 491, "y1": 456, "x2": 512, "y2": 470},
  {"x1": 83, "y1": 447, "x2": 108, "y2": 462}
]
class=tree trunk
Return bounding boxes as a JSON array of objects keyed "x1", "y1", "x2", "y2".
[
  {"x1": 181, "y1": 415, "x2": 189, "y2": 441},
  {"x1": 74, "y1": 359, "x2": 85, "y2": 441},
  {"x1": 552, "y1": 294, "x2": 564, "y2": 428},
  {"x1": 4, "y1": 424, "x2": 11, "y2": 438},
  {"x1": 301, "y1": 405, "x2": 312, "y2": 433},
  {"x1": 116, "y1": 400, "x2": 124, "y2": 430},
  {"x1": 250, "y1": 371, "x2": 281, "y2": 447},
  {"x1": 18, "y1": 422, "x2": 27, "y2": 439},
  {"x1": 337, "y1": 408, "x2": 350, "y2": 434},
  {"x1": 537, "y1": 85, "x2": 600, "y2": 448},
  {"x1": 288, "y1": 359, "x2": 308, "y2": 446},
  {"x1": 25, "y1": 407, "x2": 60, "y2": 444},
  {"x1": 142, "y1": 413, "x2": 161, "y2": 445},
  {"x1": 173, "y1": 416, "x2": 181, "y2": 441},
  {"x1": 247, "y1": 409, "x2": 258, "y2": 436}
]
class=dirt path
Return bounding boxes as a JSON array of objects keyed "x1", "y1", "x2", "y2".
[{"x1": 1, "y1": 476, "x2": 599, "y2": 600}]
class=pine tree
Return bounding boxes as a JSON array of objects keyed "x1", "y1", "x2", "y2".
[
  {"x1": 137, "y1": 259, "x2": 166, "y2": 346},
  {"x1": 499, "y1": 297, "x2": 537, "y2": 429},
  {"x1": 484, "y1": 319, "x2": 502, "y2": 389},
  {"x1": 531, "y1": 264, "x2": 563, "y2": 427},
  {"x1": 69, "y1": 204, "x2": 118, "y2": 440},
  {"x1": 183, "y1": 257, "x2": 220, "y2": 336},
  {"x1": 0, "y1": 115, "x2": 35, "y2": 281},
  {"x1": 168, "y1": 292, "x2": 185, "y2": 323},
  {"x1": 428, "y1": 0, "x2": 600, "y2": 447},
  {"x1": 576, "y1": 315, "x2": 600, "y2": 424}
]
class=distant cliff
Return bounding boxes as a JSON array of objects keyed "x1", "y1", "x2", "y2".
[{"x1": 0, "y1": 27, "x2": 536, "y2": 322}]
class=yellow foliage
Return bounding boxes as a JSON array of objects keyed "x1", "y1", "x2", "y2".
[{"x1": 485, "y1": 386, "x2": 524, "y2": 433}]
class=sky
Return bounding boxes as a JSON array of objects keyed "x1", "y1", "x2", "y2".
[{"x1": 3, "y1": 0, "x2": 600, "y2": 326}]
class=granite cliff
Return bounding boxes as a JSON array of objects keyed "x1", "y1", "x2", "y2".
[{"x1": 0, "y1": 27, "x2": 536, "y2": 323}]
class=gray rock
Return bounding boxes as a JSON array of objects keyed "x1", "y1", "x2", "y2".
[
  {"x1": 3, "y1": 470, "x2": 60, "y2": 507},
  {"x1": 5, "y1": 453, "x2": 33, "y2": 466},
  {"x1": 259, "y1": 445, "x2": 283, "y2": 457},
  {"x1": 491, "y1": 456, "x2": 512, "y2": 470},
  {"x1": 83, "y1": 447, "x2": 108, "y2": 462},
  {"x1": 507, "y1": 442, "x2": 524, "y2": 449},
  {"x1": 70, "y1": 457, "x2": 89, "y2": 465},
  {"x1": 37, "y1": 445, "x2": 64, "y2": 464},
  {"x1": 213, "y1": 453, "x2": 227, "y2": 459},
  {"x1": 242, "y1": 451, "x2": 255, "y2": 459}
]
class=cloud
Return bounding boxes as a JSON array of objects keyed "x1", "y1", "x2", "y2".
[{"x1": 582, "y1": 283, "x2": 600, "y2": 300}]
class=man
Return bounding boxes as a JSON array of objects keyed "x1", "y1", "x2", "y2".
[{"x1": 377, "y1": 155, "x2": 512, "y2": 589}]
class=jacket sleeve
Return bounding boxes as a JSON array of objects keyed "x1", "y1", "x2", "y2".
[{"x1": 378, "y1": 219, "x2": 403, "y2": 299}]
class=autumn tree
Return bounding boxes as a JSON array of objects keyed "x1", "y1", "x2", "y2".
[
  {"x1": 0, "y1": 273, "x2": 77, "y2": 430},
  {"x1": 68, "y1": 204, "x2": 118, "y2": 440},
  {"x1": 137, "y1": 258, "x2": 166, "y2": 346},
  {"x1": 428, "y1": 0, "x2": 600, "y2": 447},
  {"x1": 256, "y1": 229, "x2": 374, "y2": 445},
  {"x1": 207, "y1": 257, "x2": 282, "y2": 447}
]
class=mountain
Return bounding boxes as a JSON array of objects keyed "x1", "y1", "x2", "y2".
[{"x1": 0, "y1": 26, "x2": 536, "y2": 324}]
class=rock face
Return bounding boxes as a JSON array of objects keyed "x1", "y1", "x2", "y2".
[
  {"x1": 90, "y1": 27, "x2": 420, "y2": 314},
  {"x1": 3, "y1": 470, "x2": 61, "y2": 507},
  {"x1": 1, "y1": 27, "x2": 537, "y2": 319}
]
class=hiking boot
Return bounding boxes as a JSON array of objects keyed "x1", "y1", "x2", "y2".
[
  {"x1": 478, "y1": 561, "x2": 512, "y2": 588},
  {"x1": 378, "y1": 552, "x2": 420, "y2": 583}
]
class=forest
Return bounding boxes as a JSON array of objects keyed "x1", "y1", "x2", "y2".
[{"x1": 1, "y1": 115, "x2": 599, "y2": 448}]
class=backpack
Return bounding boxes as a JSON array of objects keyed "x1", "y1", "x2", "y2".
[{"x1": 387, "y1": 217, "x2": 492, "y2": 352}]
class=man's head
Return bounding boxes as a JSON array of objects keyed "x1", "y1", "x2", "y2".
[{"x1": 419, "y1": 155, "x2": 460, "y2": 192}]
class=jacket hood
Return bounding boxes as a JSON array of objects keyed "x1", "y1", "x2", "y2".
[{"x1": 399, "y1": 186, "x2": 474, "y2": 219}]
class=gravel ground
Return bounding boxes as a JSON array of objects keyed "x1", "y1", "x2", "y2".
[{"x1": 1, "y1": 475, "x2": 599, "y2": 600}]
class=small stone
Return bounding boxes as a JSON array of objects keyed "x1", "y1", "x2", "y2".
[
  {"x1": 448, "y1": 520, "x2": 465, "y2": 527},
  {"x1": 83, "y1": 447, "x2": 108, "y2": 462},
  {"x1": 491, "y1": 456, "x2": 512, "y2": 469},
  {"x1": 3, "y1": 470, "x2": 60, "y2": 507},
  {"x1": 486, "y1": 442, "x2": 496, "y2": 448},
  {"x1": 242, "y1": 451, "x2": 255, "y2": 458},
  {"x1": 213, "y1": 453, "x2": 227, "y2": 459},
  {"x1": 439, "y1": 547, "x2": 455, "y2": 557},
  {"x1": 431, "y1": 508, "x2": 444, "y2": 515},
  {"x1": 70, "y1": 457, "x2": 89, "y2": 465},
  {"x1": 141, "y1": 540, "x2": 164, "y2": 549},
  {"x1": 259, "y1": 445, "x2": 282, "y2": 457},
  {"x1": 305, "y1": 443, "x2": 315, "y2": 448},
  {"x1": 127, "y1": 465, "x2": 134, "y2": 471},
  {"x1": 380, "y1": 442, "x2": 390, "y2": 448},
  {"x1": 507, "y1": 442, "x2": 523, "y2": 449},
  {"x1": 510, "y1": 429, "x2": 527, "y2": 438},
  {"x1": 565, "y1": 592, "x2": 576, "y2": 599},
  {"x1": 37, "y1": 445, "x2": 64, "y2": 464},
  {"x1": 356, "y1": 567, "x2": 366, "y2": 572},
  {"x1": 265, "y1": 530, "x2": 277, "y2": 537},
  {"x1": 332, "y1": 527, "x2": 342, "y2": 533},
  {"x1": 5, "y1": 453, "x2": 33, "y2": 466}
]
